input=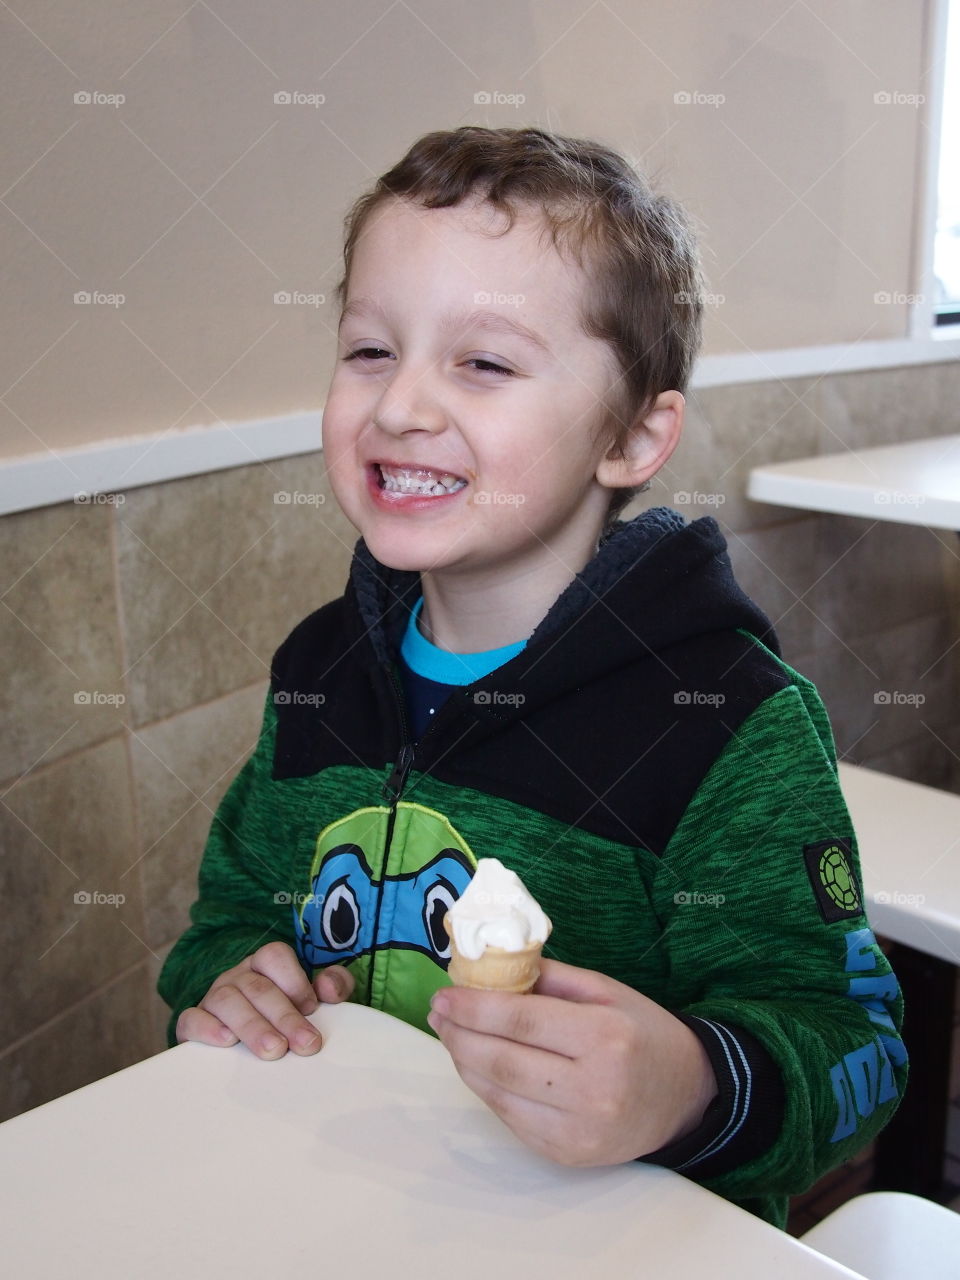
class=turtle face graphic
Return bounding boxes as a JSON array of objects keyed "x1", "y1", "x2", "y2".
[
  {"x1": 295, "y1": 843, "x2": 474, "y2": 968},
  {"x1": 293, "y1": 802, "x2": 478, "y2": 970}
]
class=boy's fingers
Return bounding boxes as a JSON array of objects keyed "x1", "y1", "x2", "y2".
[
  {"x1": 249, "y1": 941, "x2": 319, "y2": 1014},
  {"x1": 201, "y1": 982, "x2": 289, "y2": 1058},
  {"x1": 204, "y1": 978, "x2": 322, "y2": 1059},
  {"x1": 437, "y1": 1019, "x2": 574, "y2": 1110},
  {"x1": 532, "y1": 959, "x2": 619, "y2": 1005},
  {"x1": 432, "y1": 987, "x2": 597, "y2": 1058},
  {"x1": 313, "y1": 965, "x2": 355, "y2": 1003},
  {"x1": 176, "y1": 1005, "x2": 239, "y2": 1047}
]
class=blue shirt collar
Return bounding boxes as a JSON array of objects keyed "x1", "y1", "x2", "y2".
[{"x1": 399, "y1": 597, "x2": 527, "y2": 686}]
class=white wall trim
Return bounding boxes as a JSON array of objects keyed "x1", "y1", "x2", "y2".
[
  {"x1": 2, "y1": 334, "x2": 959, "y2": 519},
  {"x1": 692, "y1": 332, "x2": 960, "y2": 388},
  {"x1": 0, "y1": 412, "x2": 321, "y2": 519}
]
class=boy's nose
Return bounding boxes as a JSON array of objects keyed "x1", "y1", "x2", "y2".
[{"x1": 372, "y1": 372, "x2": 447, "y2": 436}]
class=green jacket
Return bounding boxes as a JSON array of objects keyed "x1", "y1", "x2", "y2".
[{"x1": 159, "y1": 509, "x2": 906, "y2": 1228}]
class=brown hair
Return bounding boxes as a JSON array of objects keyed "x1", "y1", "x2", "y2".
[{"x1": 333, "y1": 126, "x2": 703, "y2": 524}]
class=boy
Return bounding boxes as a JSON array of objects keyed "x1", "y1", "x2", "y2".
[{"x1": 159, "y1": 126, "x2": 906, "y2": 1228}]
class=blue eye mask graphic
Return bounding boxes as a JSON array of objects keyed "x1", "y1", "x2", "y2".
[{"x1": 294, "y1": 829, "x2": 476, "y2": 969}]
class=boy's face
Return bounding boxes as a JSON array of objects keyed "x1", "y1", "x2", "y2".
[{"x1": 323, "y1": 195, "x2": 627, "y2": 580}]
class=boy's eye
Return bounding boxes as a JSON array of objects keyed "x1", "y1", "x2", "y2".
[
  {"x1": 341, "y1": 349, "x2": 514, "y2": 378},
  {"x1": 342, "y1": 347, "x2": 393, "y2": 364},
  {"x1": 467, "y1": 358, "x2": 514, "y2": 377}
]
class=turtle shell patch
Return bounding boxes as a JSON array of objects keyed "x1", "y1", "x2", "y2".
[{"x1": 803, "y1": 837, "x2": 862, "y2": 924}]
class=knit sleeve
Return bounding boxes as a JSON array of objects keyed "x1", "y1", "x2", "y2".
[
  {"x1": 156, "y1": 691, "x2": 296, "y2": 1045},
  {"x1": 648, "y1": 677, "x2": 907, "y2": 1209}
]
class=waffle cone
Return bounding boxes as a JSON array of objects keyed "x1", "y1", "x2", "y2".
[{"x1": 443, "y1": 913, "x2": 544, "y2": 993}]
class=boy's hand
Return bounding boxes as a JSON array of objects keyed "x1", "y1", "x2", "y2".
[
  {"x1": 427, "y1": 959, "x2": 717, "y2": 1166},
  {"x1": 175, "y1": 941, "x2": 355, "y2": 1060}
]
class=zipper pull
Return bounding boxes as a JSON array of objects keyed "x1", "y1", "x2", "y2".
[{"x1": 382, "y1": 742, "x2": 415, "y2": 802}]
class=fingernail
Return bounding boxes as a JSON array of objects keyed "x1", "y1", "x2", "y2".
[
  {"x1": 261, "y1": 1034, "x2": 284, "y2": 1057},
  {"x1": 430, "y1": 991, "x2": 448, "y2": 1015},
  {"x1": 294, "y1": 1027, "x2": 321, "y2": 1051}
]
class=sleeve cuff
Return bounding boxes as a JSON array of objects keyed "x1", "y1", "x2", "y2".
[{"x1": 635, "y1": 1015, "x2": 786, "y2": 1179}]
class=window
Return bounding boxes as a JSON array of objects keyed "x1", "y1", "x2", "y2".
[{"x1": 934, "y1": 0, "x2": 960, "y2": 325}]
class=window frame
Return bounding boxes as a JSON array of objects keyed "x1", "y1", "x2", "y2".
[{"x1": 913, "y1": 0, "x2": 957, "y2": 333}]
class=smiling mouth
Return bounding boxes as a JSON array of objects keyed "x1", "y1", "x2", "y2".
[{"x1": 375, "y1": 464, "x2": 468, "y2": 497}]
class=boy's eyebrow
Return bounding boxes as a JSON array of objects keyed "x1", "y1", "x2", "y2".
[{"x1": 339, "y1": 296, "x2": 553, "y2": 355}]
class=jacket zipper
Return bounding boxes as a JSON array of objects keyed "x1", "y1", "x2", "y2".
[
  {"x1": 381, "y1": 663, "x2": 415, "y2": 805},
  {"x1": 368, "y1": 661, "x2": 469, "y2": 1000},
  {"x1": 367, "y1": 663, "x2": 419, "y2": 1004},
  {"x1": 369, "y1": 660, "x2": 476, "y2": 1003}
]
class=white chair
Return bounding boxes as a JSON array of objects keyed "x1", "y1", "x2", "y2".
[{"x1": 800, "y1": 1191, "x2": 960, "y2": 1279}]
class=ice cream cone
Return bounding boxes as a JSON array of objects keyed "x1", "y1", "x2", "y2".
[{"x1": 443, "y1": 912, "x2": 543, "y2": 993}]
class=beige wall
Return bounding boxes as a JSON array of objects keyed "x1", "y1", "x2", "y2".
[{"x1": 0, "y1": 0, "x2": 933, "y2": 460}]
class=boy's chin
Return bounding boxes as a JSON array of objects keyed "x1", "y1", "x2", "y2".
[
  {"x1": 369, "y1": 550, "x2": 426, "y2": 573},
  {"x1": 361, "y1": 530, "x2": 477, "y2": 577},
  {"x1": 360, "y1": 530, "x2": 439, "y2": 574}
]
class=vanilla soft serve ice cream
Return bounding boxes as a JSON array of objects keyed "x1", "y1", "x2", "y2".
[{"x1": 446, "y1": 858, "x2": 551, "y2": 960}]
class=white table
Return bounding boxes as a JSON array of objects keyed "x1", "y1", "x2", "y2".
[
  {"x1": 746, "y1": 430, "x2": 960, "y2": 1196},
  {"x1": 838, "y1": 762, "x2": 960, "y2": 1199},
  {"x1": 747, "y1": 434, "x2": 960, "y2": 528},
  {"x1": 801, "y1": 1191, "x2": 960, "y2": 1280},
  {"x1": 0, "y1": 1002, "x2": 862, "y2": 1279},
  {"x1": 840, "y1": 762, "x2": 960, "y2": 963}
]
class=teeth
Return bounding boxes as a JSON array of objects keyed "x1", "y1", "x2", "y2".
[{"x1": 378, "y1": 465, "x2": 467, "y2": 497}]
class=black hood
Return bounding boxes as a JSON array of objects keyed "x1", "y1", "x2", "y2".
[
  {"x1": 274, "y1": 507, "x2": 788, "y2": 852},
  {"x1": 346, "y1": 507, "x2": 778, "y2": 719}
]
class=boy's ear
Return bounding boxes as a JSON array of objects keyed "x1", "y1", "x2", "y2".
[{"x1": 595, "y1": 390, "x2": 684, "y2": 490}]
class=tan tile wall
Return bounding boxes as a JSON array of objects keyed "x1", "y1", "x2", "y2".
[
  {"x1": 2, "y1": 362, "x2": 959, "y2": 1122},
  {"x1": 0, "y1": 453, "x2": 356, "y2": 1121},
  {"x1": 638, "y1": 362, "x2": 960, "y2": 789}
]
